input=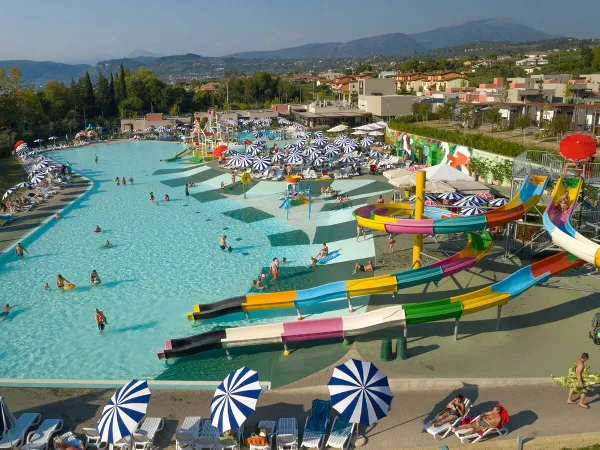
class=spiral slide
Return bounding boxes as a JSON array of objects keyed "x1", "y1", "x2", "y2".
[
  {"x1": 161, "y1": 147, "x2": 192, "y2": 162},
  {"x1": 187, "y1": 231, "x2": 493, "y2": 321},
  {"x1": 543, "y1": 177, "x2": 600, "y2": 267},
  {"x1": 355, "y1": 174, "x2": 548, "y2": 235}
]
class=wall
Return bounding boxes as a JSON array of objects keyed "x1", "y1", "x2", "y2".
[{"x1": 358, "y1": 95, "x2": 419, "y2": 117}]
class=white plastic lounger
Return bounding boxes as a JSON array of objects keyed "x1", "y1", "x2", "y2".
[
  {"x1": 276, "y1": 418, "x2": 298, "y2": 450},
  {"x1": 454, "y1": 414, "x2": 508, "y2": 444},
  {"x1": 249, "y1": 420, "x2": 276, "y2": 450},
  {"x1": 0, "y1": 413, "x2": 41, "y2": 450},
  {"x1": 217, "y1": 426, "x2": 243, "y2": 450},
  {"x1": 325, "y1": 417, "x2": 353, "y2": 450},
  {"x1": 21, "y1": 419, "x2": 63, "y2": 450},
  {"x1": 115, "y1": 417, "x2": 164, "y2": 450},
  {"x1": 425, "y1": 397, "x2": 472, "y2": 440},
  {"x1": 82, "y1": 426, "x2": 108, "y2": 450},
  {"x1": 300, "y1": 400, "x2": 330, "y2": 450},
  {"x1": 176, "y1": 417, "x2": 202, "y2": 450},
  {"x1": 195, "y1": 421, "x2": 219, "y2": 450}
]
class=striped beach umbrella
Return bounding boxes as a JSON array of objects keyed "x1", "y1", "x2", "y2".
[
  {"x1": 237, "y1": 155, "x2": 254, "y2": 169},
  {"x1": 455, "y1": 195, "x2": 486, "y2": 207},
  {"x1": 210, "y1": 367, "x2": 262, "y2": 433},
  {"x1": 0, "y1": 397, "x2": 16, "y2": 435},
  {"x1": 369, "y1": 150, "x2": 384, "y2": 159},
  {"x1": 312, "y1": 155, "x2": 328, "y2": 166},
  {"x1": 328, "y1": 359, "x2": 392, "y2": 426},
  {"x1": 228, "y1": 153, "x2": 245, "y2": 167},
  {"x1": 383, "y1": 145, "x2": 395, "y2": 150},
  {"x1": 360, "y1": 137, "x2": 375, "y2": 147},
  {"x1": 30, "y1": 173, "x2": 47, "y2": 184},
  {"x1": 13, "y1": 182, "x2": 32, "y2": 189},
  {"x1": 274, "y1": 136, "x2": 285, "y2": 140},
  {"x1": 309, "y1": 150, "x2": 323, "y2": 161},
  {"x1": 461, "y1": 207, "x2": 486, "y2": 216},
  {"x1": 313, "y1": 131, "x2": 323, "y2": 137},
  {"x1": 2, "y1": 188, "x2": 14, "y2": 200},
  {"x1": 246, "y1": 144, "x2": 263, "y2": 155},
  {"x1": 409, "y1": 194, "x2": 438, "y2": 203},
  {"x1": 338, "y1": 154, "x2": 356, "y2": 165},
  {"x1": 437, "y1": 192, "x2": 464, "y2": 201},
  {"x1": 313, "y1": 136, "x2": 328, "y2": 146},
  {"x1": 476, "y1": 192, "x2": 495, "y2": 201},
  {"x1": 252, "y1": 129, "x2": 262, "y2": 138},
  {"x1": 325, "y1": 146, "x2": 340, "y2": 158},
  {"x1": 98, "y1": 380, "x2": 151, "y2": 444},
  {"x1": 272, "y1": 152, "x2": 285, "y2": 162},
  {"x1": 286, "y1": 153, "x2": 304, "y2": 165},
  {"x1": 252, "y1": 156, "x2": 272, "y2": 171},
  {"x1": 489, "y1": 197, "x2": 509, "y2": 207}
]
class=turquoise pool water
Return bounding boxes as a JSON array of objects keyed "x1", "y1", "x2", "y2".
[{"x1": 0, "y1": 142, "x2": 278, "y2": 380}]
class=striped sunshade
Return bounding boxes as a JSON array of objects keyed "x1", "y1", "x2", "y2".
[{"x1": 210, "y1": 367, "x2": 261, "y2": 432}]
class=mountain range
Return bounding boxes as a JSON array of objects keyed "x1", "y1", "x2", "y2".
[
  {"x1": 226, "y1": 18, "x2": 553, "y2": 59},
  {"x1": 0, "y1": 18, "x2": 562, "y2": 86}
]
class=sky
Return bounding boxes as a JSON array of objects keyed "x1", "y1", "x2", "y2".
[{"x1": 0, "y1": 0, "x2": 598, "y2": 63}]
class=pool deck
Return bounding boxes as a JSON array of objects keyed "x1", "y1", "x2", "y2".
[{"x1": 0, "y1": 175, "x2": 89, "y2": 253}]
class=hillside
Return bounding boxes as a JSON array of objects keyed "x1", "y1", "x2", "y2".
[
  {"x1": 409, "y1": 18, "x2": 554, "y2": 50},
  {"x1": 0, "y1": 60, "x2": 91, "y2": 86}
]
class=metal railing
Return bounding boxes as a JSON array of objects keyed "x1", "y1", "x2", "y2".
[{"x1": 512, "y1": 151, "x2": 564, "y2": 180}]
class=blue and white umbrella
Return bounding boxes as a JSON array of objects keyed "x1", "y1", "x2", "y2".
[
  {"x1": 461, "y1": 207, "x2": 486, "y2": 216},
  {"x1": 12, "y1": 182, "x2": 32, "y2": 189},
  {"x1": 309, "y1": 150, "x2": 323, "y2": 161},
  {"x1": 455, "y1": 195, "x2": 486, "y2": 207},
  {"x1": 0, "y1": 396, "x2": 16, "y2": 435},
  {"x1": 274, "y1": 136, "x2": 285, "y2": 141},
  {"x1": 369, "y1": 150, "x2": 384, "y2": 159},
  {"x1": 328, "y1": 359, "x2": 392, "y2": 426},
  {"x1": 286, "y1": 153, "x2": 304, "y2": 165},
  {"x1": 437, "y1": 192, "x2": 464, "y2": 201},
  {"x1": 211, "y1": 366, "x2": 261, "y2": 432},
  {"x1": 313, "y1": 131, "x2": 323, "y2": 137},
  {"x1": 272, "y1": 152, "x2": 285, "y2": 162},
  {"x1": 98, "y1": 380, "x2": 151, "y2": 444},
  {"x1": 360, "y1": 137, "x2": 375, "y2": 147},
  {"x1": 312, "y1": 155, "x2": 328, "y2": 166},
  {"x1": 246, "y1": 144, "x2": 263, "y2": 155},
  {"x1": 489, "y1": 197, "x2": 508, "y2": 207},
  {"x1": 338, "y1": 155, "x2": 356, "y2": 165},
  {"x1": 409, "y1": 194, "x2": 438, "y2": 203},
  {"x1": 325, "y1": 146, "x2": 340, "y2": 158},
  {"x1": 252, "y1": 156, "x2": 272, "y2": 171},
  {"x1": 48, "y1": 136, "x2": 59, "y2": 141},
  {"x1": 342, "y1": 140, "x2": 359, "y2": 153},
  {"x1": 30, "y1": 173, "x2": 47, "y2": 184},
  {"x1": 313, "y1": 136, "x2": 328, "y2": 146},
  {"x1": 383, "y1": 145, "x2": 395, "y2": 150},
  {"x1": 237, "y1": 155, "x2": 254, "y2": 169},
  {"x1": 228, "y1": 153, "x2": 245, "y2": 167},
  {"x1": 2, "y1": 188, "x2": 14, "y2": 200}
]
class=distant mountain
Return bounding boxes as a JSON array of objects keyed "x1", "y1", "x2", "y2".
[
  {"x1": 0, "y1": 60, "x2": 91, "y2": 86},
  {"x1": 228, "y1": 18, "x2": 553, "y2": 60},
  {"x1": 408, "y1": 18, "x2": 553, "y2": 50},
  {"x1": 228, "y1": 33, "x2": 425, "y2": 59},
  {"x1": 127, "y1": 48, "x2": 165, "y2": 59}
]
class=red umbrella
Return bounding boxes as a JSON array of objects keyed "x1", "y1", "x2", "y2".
[
  {"x1": 559, "y1": 134, "x2": 597, "y2": 161},
  {"x1": 214, "y1": 145, "x2": 228, "y2": 157},
  {"x1": 13, "y1": 140, "x2": 25, "y2": 149}
]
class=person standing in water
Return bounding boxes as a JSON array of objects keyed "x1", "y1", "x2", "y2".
[
  {"x1": 122, "y1": 177, "x2": 126, "y2": 185},
  {"x1": 56, "y1": 274, "x2": 71, "y2": 289},
  {"x1": 94, "y1": 308, "x2": 108, "y2": 331},
  {"x1": 184, "y1": 184, "x2": 189, "y2": 196},
  {"x1": 150, "y1": 192, "x2": 155, "y2": 202},
  {"x1": 220, "y1": 235, "x2": 228, "y2": 250},
  {"x1": 15, "y1": 242, "x2": 29, "y2": 258},
  {"x1": 94, "y1": 154, "x2": 98, "y2": 164}
]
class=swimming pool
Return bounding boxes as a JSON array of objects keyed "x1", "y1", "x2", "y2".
[{"x1": 0, "y1": 142, "x2": 285, "y2": 380}]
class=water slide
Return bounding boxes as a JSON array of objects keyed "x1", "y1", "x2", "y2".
[
  {"x1": 355, "y1": 174, "x2": 549, "y2": 235},
  {"x1": 543, "y1": 177, "x2": 600, "y2": 267},
  {"x1": 161, "y1": 147, "x2": 192, "y2": 162},
  {"x1": 187, "y1": 231, "x2": 493, "y2": 321}
]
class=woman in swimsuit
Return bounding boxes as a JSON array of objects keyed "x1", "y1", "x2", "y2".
[
  {"x1": 56, "y1": 274, "x2": 71, "y2": 289},
  {"x1": 352, "y1": 260, "x2": 373, "y2": 274},
  {"x1": 150, "y1": 192, "x2": 155, "y2": 202},
  {"x1": 427, "y1": 394, "x2": 466, "y2": 428}
]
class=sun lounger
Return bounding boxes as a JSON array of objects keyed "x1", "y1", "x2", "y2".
[
  {"x1": 54, "y1": 432, "x2": 81, "y2": 449},
  {"x1": 195, "y1": 421, "x2": 219, "y2": 450},
  {"x1": 276, "y1": 418, "x2": 298, "y2": 450},
  {"x1": 217, "y1": 426, "x2": 243, "y2": 450},
  {"x1": 0, "y1": 413, "x2": 41, "y2": 450},
  {"x1": 454, "y1": 404, "x2": 510, "y2": 444},
  {"x1": 82, "y1": 426, "x2": 108, "y2": 450},
  {"x1": 115, "y1": 417, "x2": 164, "y2": 450},
  {"x1": 176, "y1": 417, "x2": 202, "y2": 450},
  {"x1": 248, "y1": 421, "x2": 276, "y2": 450},
  {"x1": 324, "y1": 416, "x2": 352, "y2": 450},
  {"x1": 424, "y1": 397, "x2": 472, "y2": 440},
  {"x1": 301, "y1": 399, "x2": 330, "y2": 450},
  {"x1": 21, "y1": 419, "x2": 63, "y2": 450}
]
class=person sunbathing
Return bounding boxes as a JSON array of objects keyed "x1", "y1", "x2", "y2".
[
  {"x1": 452, "y1": 405, "x2": 502, "y2": 434},
  {"x1": 353, "y1": 260, "x2": 373, "y2": 274},
  {"x1": 426, "y1": 394, "x2": 466, "y2": 428}
]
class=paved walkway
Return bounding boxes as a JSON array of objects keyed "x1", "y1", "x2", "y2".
[
  {"x1": 2, "y1": 377, "x2": 599, "y2": 450},
  {"x1": 0, "y1": 176, "x2": 89, "y2": 253}
]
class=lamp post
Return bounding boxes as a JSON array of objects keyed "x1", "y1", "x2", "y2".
[{"x1": 387, "y1": 101, "x2": 391, "y2": 124}]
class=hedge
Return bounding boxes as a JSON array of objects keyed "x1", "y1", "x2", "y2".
[{"x1": 388, "y1": 120, "x2": 550, "y2": 158}]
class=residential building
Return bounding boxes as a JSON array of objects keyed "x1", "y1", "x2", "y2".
[
  {"x1": 357, "y1": 94, "x2": 421, "y2": 121},
  {"x1": 573, "y1": 104, "x2": 600, "y2": 134},
  {"x1": 318, "y1": 71, "x2": 345, "y2": 79},
  {"x1": 120, "y1": 113, "x2": 192, "y2": 133},
  {"x1": 394, "y1": 73, "x2": 427, "y2": 93},
  {"x1": 378, "y1": 71, "x2": 397, "y2": 78},
  {"x1": 515, "y1": 57, "x2": 549, "y2": 67}
]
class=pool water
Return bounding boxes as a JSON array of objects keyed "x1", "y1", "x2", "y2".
[{"x1": 0, "y1": 142, "x2": 277, "y2": 380}]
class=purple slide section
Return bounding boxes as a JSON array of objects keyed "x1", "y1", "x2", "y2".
[
  {"x1": 384, "y1": 218, "x2": 435, "y2": 235},
  {"x1": 282, "y1": 317, "x2": 344, "y2": 343},
  {"x1": 439, "y1": 257, "x2": 477, "y2": 276}
]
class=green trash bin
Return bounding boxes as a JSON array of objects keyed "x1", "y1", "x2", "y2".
[
  {"x1": 380, "y1": 337, "x2": 393, "y2": 361},
  {"x1": 396, "y1": 336, "x2": 407, "y2": 360}
]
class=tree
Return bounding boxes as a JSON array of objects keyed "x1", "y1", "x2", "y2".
[
  {"x1": 118, "y1": 64, "x2": 127, "y2": 100},
  {"x1": 436, "y1": 101, "x2": 454, "y2": 123},
  {"x1": 109, "y1": 73, "x2": 116, "y2": 114},
  {"x1": 536, "y1": 79, "x2": 545, "y2": 101},
  {"x1": 458, "y1": 103, "x2": 473, "y2": 131},
  {"x1": 581, "y1": 46, "x2": 593, "y2": 69},
  {"x1": 485, "y1": 108, "x2": 502, "y2": 133},
  {"x1": 515, "y1": 114, "x2": 530, "y2": 144},
  {"x1": 94, "y1": 70, "x2": 111, "y2": 116},
  {"x1": 548, "y1": 115, "x2": 570, "y2": 140},
  {"x1": 564, "y1": 80, "x2": 574, "y2": 102},
  {"x1": 80, "y1": 72, "x2": 95, "y2": 121}
]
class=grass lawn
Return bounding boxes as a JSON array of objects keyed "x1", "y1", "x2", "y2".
[
  {"x1": 564, "y1": 446, "x2": 600, "y2": 450},
  {"x1": 0, "y1": 156, "x2": 27, "y2": 198}
]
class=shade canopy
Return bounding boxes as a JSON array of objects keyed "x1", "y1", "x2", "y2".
[
  {"x1": 424, "y1": 164, "x2": 474, "y2": 182},
  {"x1": 559, "y1": 133, "x2": 597, "y2": 161}
]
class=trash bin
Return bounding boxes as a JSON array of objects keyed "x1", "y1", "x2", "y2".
[
  {"x1": 380, "y1": 337, "x2": 393, "y2": 361},
  {"x1": 396, "y1": 336, "x2": 407, "y2": 360}
]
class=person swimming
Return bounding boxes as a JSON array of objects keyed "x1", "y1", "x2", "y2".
[
  {"x1": 129, "y1": 177, "x2": 134, "y2": 184},
  {"x1": 94, "y1": 225, "x2": 101, "y2": 233},
  {"x1": 122, "y1": 177, "x2": 126, "y2": 185},
  {"x1": 116, "y1": 177, "x2": 120, "y2": 186},
  {"x1": 150, "y1": 192, "x2": 155, "y2": 202},
  {"x1": 55, "y1": 212, "x2": 62, "y2": 219},
  {"x1": 94, "y1": 154, "x2": 98, "y2": 164},
  {"x1": 164, "y1": 194, "x2": 170, "y2": 201},
  {"x1": 44, "y1": 282, "x2": 49, "y2": 290},
  {"x1": 102, "y1": 240, "x2": 111, "y2": 248},
  {"x1": 90, "y1": 270, "x2": 101, "y2": 285},
  {"x1": 56, "y1": 274, "x2": 71, "y2": 289},
  {"x1": 0, "y1": 303, "x2": 15, "y2": 319}
]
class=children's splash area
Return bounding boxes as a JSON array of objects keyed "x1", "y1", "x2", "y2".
[{"x1": 3, "y1": 140, "x2": 600, "y2": 390}]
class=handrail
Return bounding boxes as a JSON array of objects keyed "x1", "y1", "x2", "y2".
[{"x1": 512, "y1": 150, "x2": 600, "y2": 183}]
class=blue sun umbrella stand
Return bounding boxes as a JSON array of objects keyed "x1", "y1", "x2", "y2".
[
  {"x1": 211, "y1": 367, "x2": 262, "y2": 432},
  {"x1": 98, "y1": 380, "x2": 151, "y2": 444},
  {"x1": 328, "y1": 359, "x2": 393, "y2": 427}
]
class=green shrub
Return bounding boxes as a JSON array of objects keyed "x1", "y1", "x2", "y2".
[
  {"x1": 389, "y1": 121, "x2": 550, "y2": 158},
  {"x1": 468, "y1": 156, "x2": 490, "y2": 180},
  {"x1": 488, "y1": 159, "x2": 513, "y2": 184}
]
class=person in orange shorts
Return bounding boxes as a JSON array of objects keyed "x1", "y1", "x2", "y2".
[{"x1": 270, "y1": 257, "x2": 279, "y2": 279}]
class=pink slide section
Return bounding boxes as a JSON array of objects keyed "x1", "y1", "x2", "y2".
[{"x1": 282, "y1": 317, "x2": 344, "y2": 342}]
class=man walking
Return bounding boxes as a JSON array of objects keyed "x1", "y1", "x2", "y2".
[{"x1": 568, "y1": 353, "x2": 590, "y2": 409}]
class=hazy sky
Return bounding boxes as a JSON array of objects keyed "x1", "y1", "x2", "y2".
[{"x1": 0, "y1": 0, "x2": 597, "y2": 63}]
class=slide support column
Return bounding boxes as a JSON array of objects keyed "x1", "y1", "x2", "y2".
[
  {"x1": 412, "y1": 171, "x2": 426, "y2": 269},
  {"x1": 454, "y1": 318, "x2": 459, "y2": 341},
  {"x1": 225, "y1": 349, "x2": 233, "y2": 361},
  {"x1": 496, "y1": 305, "x2": 502, "y2": 331},
  {"x1": 283, "y1": 341, "x2": 290, "y2": 356},
  {"x1": 244, "y1": 311, "x2": 250, "y2": 320},
  {"x1": 296, "y1": 306, "x2": 303, "y2": 321},
  {"x1": 347, "y1": 296, "x2": 354, "y2": 313}
]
